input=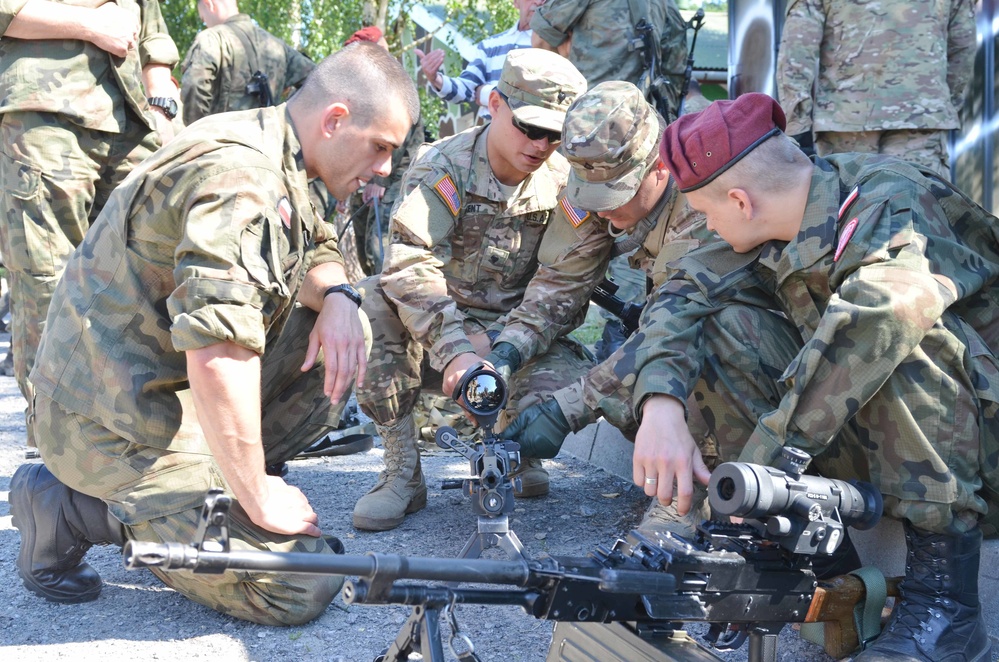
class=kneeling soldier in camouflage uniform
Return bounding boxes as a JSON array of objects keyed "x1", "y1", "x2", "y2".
[
  {"x1": 354, "y1": 49, "x2": 595, "y2": 531},
  {"x1": 501, "y1": 82, "x2": 814, "y2": 544},
  {"x1": 9, "y1": 44, "x2": 419, "y2": 625},
  {"x1": 649, "y1": 93, "x2": 997, "y2": 661}
]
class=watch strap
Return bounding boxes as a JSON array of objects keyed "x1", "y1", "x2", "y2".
[
  {"x1": 323, "y1": 283, "x2": 362, "y2": 307},
  {"x1": 147, "y1": 96, "x2": 178, "y2": 119}
]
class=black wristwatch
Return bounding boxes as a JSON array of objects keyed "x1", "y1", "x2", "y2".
[
  {"x1": 323, "y1": 283, "x2": 363, "y2": 307},
  {"x1": 147, "y1": 96, "x2": 179, "y2": 120}
]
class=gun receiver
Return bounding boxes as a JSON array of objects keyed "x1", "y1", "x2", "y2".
[{"x1": 591, "y1": 277, "x2": 645, "y2": 337}]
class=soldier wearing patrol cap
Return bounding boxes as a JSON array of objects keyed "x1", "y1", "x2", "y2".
[
  {"x1": 353, "y1": 49, "x2": 594, "y2": 531},
  {"x1": 648, "y1": 92, "x2": 999, "y2": 661},
  {"x1": 9, "y1": 43, "x2": 419, "y2": 625},
  {"x1": 500, "y1": 82, "x2": 813, "y2": 547}
]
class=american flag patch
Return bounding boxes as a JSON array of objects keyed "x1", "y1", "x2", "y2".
[
  {"x1": 560, "y1": 198, "x2": 591, "y2": 228},
  {"x1": 834, "y1": 218, "x2": 858, "y2": 262},
  {"x1": 277, "y1": 197, "x2": 292, "y2": 228},
  {"x1": 433, "y1": 174, "x2": 461, "y2": 217},
  {"x1": 837, "y1": 186, "x2": 860, "y2": 220}
]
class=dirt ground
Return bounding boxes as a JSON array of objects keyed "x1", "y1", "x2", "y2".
[{"x1": 0, "y1": 325, "x2": 839, "y2": 662}]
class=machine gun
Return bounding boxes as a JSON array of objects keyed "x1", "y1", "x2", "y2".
[
  {"x1": 123, "y1": 371, "x2": 887, "y2": 662},
  {"x1": 591, "y1": 277, "x2": 645, "y2": 337},
  {"x1": 677, "y1": 8, "x2": 706, "y2": 117}
]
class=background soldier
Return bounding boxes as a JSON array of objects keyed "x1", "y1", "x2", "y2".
[
  {"x1": 353, "y1": 49, "x2": 593, "y2": 531},
  {"x1": 9, "y1": 43, "x2": 419, "y2": 625},
  {"x1": 776, "y1": 0, "x2": 977, "y2": 178},
  {"x1": 0, "y1": 0, "x2": 179, "y2": 448},
  {"x1": 181, "y1": 0, "x2": 316, "y2": 126},
  {"x1": 657, "y1": 93, "x2": 997, "y2": 661}
]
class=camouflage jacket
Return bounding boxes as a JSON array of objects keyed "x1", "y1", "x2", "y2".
[
  {"x1": 776, "y1": 0, "x2": 977, "y2": 134},
  {"x1": 180, "y1": 13, "x2": 314, "y2": 126},
  {"x1": 554, "y1": 183, "x2": 712, "y2": 431},
  {"x1": 531, "y1": 0, "x2": 687, "y2": 110},
  {"x1": 634, "y1": 153, "x2": 999, "y2": 466},
  {"x1": 0, "y1": 0, "x2": 179, "y2": 132},
  {"x1": 30, "y1": 105, "x2": 342, "y2": 450},
  {"x1": 381, "y1": 124, "x2": 578, "y2": 372}
]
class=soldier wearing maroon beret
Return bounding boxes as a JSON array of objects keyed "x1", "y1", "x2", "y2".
[{"x1": 647, "y1": 92, "x2": 998, "y2": 661}]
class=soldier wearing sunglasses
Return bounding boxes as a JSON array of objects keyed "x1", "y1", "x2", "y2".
[{"x1": 352, "y1": 49, "x2": 602, "y2": 531}]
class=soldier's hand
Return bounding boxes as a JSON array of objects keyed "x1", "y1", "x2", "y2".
[
  {"x1": 303, "y1": 290, "x2": 367, "y2": 405},
  {"x1": 443, "y1": 352, "x2": 483, "y2": 402},
  {"x1": 484, "y1": 341, "x2": 521, "y2": 384},
  {"x1": 84, "y1": 3, "x2": 140, "y2": 57},
  {"x1": 634, "y1": 395, "x2": 711, "y2": 515},
  {"x1": 498, "y1": 399, "x2": 571, "y2": 458},
  {"x1": 415, "y1": 48, "x2": 446, "y2": 89},
  {"x1": 362, "y1": 183, "x2": 385, "y2": 204},
  {"x1": 149, "y1": 108, "x2": 176, "y2": 146},
  {"x1": 246, "y1": 476, "x2": 321, "y2": 537}
]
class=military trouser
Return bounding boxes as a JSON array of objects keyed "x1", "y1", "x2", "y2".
[
  {"x1": 711, "y1": 307, "x2": 999, "y2": 537},
  {"x1": 355, "y1": 275, "x2": 594, "y2": 430},
  {"x1": 0, "y1": 110, "x2": 160, "y2": 446},
  {"x1": 816, "y1": 129, "x2": 951, "y2": 180},
  {"x1": 32, "y1": 306, "x2": 349, "y2": 625}
]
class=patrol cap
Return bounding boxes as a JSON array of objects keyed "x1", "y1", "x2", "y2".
[
  {"x1": 659, "y1": 93, "x2": 786, "y2": 193},
  {"x1": 562, "y1": 81, "x2": 662, "y2": 212},
  {"x1": 497, "y1": 49, "x2": 587, "y2": 133}
]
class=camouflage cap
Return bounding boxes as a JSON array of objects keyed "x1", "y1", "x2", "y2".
[
  {"x1": 562, "y1": 81, "x2": 662, "y2": 212},
  {"x1": 497, "y1": 49, "x2": 587, "y2": 133}
]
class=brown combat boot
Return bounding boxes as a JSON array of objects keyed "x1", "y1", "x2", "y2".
[
  {"x1": 10, "y1": 463, "x2": 125, "y2": 603},
  {"x1": 856, "y1": 523, "x2": 991, "y2": 662},
  {"x1": 510, "y1": 457, "x2": 549, "y2": 498},
  {"x1": 353, "y1": 413, "x2": 427, "y2": 531}
]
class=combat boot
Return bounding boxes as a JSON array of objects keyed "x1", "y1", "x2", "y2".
[
  {"x1": 510, "y1": 457, "x2": 549, "y2": 498},
  {"x1": 10, "y1": 463, "x2": 125, "y2": 604},
  {"x1": 353, "y1": 413, "x2": 427, "y2": 531},
  {"x1": 637, "y1": 482, "x2": 709, "y2": 540},
  {"x1": 856, "y1": 523, "x2": 992, "y2": 662}
]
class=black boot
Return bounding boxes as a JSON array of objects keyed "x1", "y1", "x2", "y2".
[
  {"x1": 9, "y1": 463, "x2": 125, "y2": 604},
  {"x1": 857, "y1": 523, "x2": 992, "y2": 661}
]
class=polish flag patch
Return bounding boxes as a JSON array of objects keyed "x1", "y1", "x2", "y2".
[
  {"x1": 560, "y1": 198, "x2": 591, "y2": 228},
  {"x1": 278, "y1": 197, "x2": 292, "y2": 228},
  {"x1": 834, "y1": 218, "x2": 858, "y2": 262},
  {"x1": 837, "y1": 186, "x2": 860, "y2": 220}
]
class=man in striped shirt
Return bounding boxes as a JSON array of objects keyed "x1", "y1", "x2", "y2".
[{"x1": 416, "y1": 0, "x2": 543, "y2": 121}]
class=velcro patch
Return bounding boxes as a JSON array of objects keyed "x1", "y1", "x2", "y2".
[
  {"x1": 433, "y1": 174, "x2": 461, "y2": 217},
  {"x1": 834, "y1": 218, "x2": 858, "y2": 262},
  {"x1": 560, "y1": 198, "x2": 591, "y2": 228}
]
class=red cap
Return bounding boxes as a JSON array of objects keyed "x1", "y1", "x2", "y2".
[
  {"x1": 659, "y1": 93, "x2": 786, "y2": 193},
  {"x1": 344, "y1": 25, "x2": 384, "y2": 46}
]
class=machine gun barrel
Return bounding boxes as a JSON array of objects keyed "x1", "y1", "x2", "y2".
[{"x1": 124, "y1": 540, "x2": 534, "y2": 586}]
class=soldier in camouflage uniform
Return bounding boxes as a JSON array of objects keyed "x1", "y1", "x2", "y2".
[
  {"x1": 776, "y1": 0, "x2": 977, "y2": 178},
  {"x1": 181, "y1": 0, "x2": 315, "y2": 126},
  {"x1": 652, "y1": 93, "x2": 997, "y2": 661},
  {"x1": 353, "y1": 49, "x2": 593, "y2": 531},
  {"x1": 0, "y1": 0, "x2": 180, "y2": 447},
  {"x1": 9, "y1": 44, "x2": 419, "y2": 625},
  {"x1": 501, "y1": 82, "x2": 812, "y2": 545}
]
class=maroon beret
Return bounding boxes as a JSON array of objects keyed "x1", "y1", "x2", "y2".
[
  {"x1": 344, "y1": 25, "x2": 384, "y2": 46},
  {"x1": 659, "y1": 93, "x2": 786, "y2": 193}
]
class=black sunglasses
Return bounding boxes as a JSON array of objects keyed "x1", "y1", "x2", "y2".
[
  {"x1": 511, "y1": 115, "x2": 562, "y2": 145},
  {"x1": 498, "y1": 91, "x2": 562, "y2": 144}
]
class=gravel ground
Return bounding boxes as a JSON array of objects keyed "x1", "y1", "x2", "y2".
[{"x1": 0, "y1": 327, "x2": 843, "y2": 662}]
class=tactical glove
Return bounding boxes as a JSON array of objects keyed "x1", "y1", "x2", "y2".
[
  {"x1": 790, "y1": 131, "x2": 816, "y2": 158},
  {"x1": 499, "y1": 399, "x2": 571, "y2": 459},
  {"x1": 484, "y1": 341, "x2": 521, "y2": 384}
]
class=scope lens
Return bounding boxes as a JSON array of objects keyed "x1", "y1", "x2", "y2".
[{"x1": 464, "y1": 373, "x2": 505, "y2": 414}]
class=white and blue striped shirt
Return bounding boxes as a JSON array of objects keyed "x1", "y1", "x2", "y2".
[{"x1": 432, "y1": 24, "x2": 533, "y2": 120}]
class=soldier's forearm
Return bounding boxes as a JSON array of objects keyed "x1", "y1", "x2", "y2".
[{"x1": 4, "y1": 0, "x2": 98, "y2": 39}]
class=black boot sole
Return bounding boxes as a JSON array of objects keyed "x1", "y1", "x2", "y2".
[{"x1": 10, "y1": 464, "x2": 103, "y2": 603}]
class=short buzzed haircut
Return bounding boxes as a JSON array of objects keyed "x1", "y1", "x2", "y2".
[
  {"x1": 291, "y1": 42, "x2": 420, "y2": 129},
  {"x1": 710, "y1": 133, "x2": 810, "y2": 196}
]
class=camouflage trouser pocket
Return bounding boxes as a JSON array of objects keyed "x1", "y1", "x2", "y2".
[{"x1": 0, "y1": 147, "x2": 50, "y2": 275}]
